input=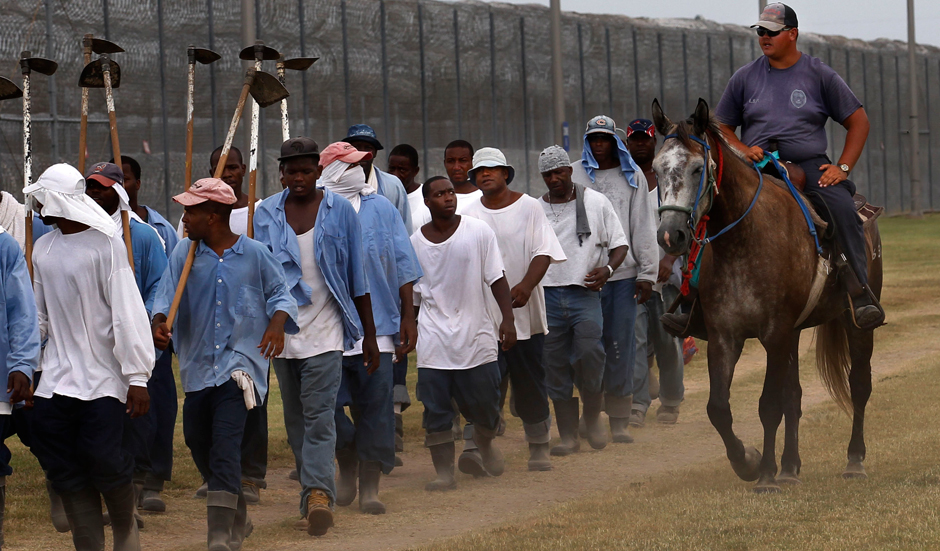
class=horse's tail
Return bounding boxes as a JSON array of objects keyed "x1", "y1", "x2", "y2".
[{"x1": 814, "y1": 316, "x2": 853, "y2": 415}]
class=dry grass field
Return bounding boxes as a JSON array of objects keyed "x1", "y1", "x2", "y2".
[{"x1": 3, "y1": 214, "x2": 938, "y2": 550}]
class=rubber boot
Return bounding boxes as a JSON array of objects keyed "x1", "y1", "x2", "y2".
[
  {"x1": 206, "y1": 491, "x2": 238, "y2": 551},
  {"x1": 0, "y1": 477, "x2": 5, "y2": 549},
  {"x1": 132, "y1": 482, "x2": 145, "y2": 530},
  {"x1": 46, "y1": 478, "x2": 71, "y2": 533},
  {"x1": 582, "y1": 391, "x2": 609, "y2": 449},
  {"x1": 473, "y1": 429, "x2": 504, "y2": 477},
  {"x1": 851, "y1": 288, "x2": 885, "y2": 330},
  {"x1": 358, "y1": 461, "x2": 386, "y2": 515},
  {"x1": 101, "y1": 483, "x2": 141, "y2": 551},
  {"x1": 550, "y1": 398, "x2": 581, "y2": 456},
  {"x1": 457, "y1": 424, "x2": 488, "y2": 478},
  {"x1": 60, "y1": 486, "x2": 106, "y2": 551},
  {"x1": 334, "y1": 445, "x2": 358, "y2": 507},
  {"x1": 425, "y1": 442, "x2": 457, "y2": 491},
  {"x1": 229, "y1": 492, "x2": 252, "y2": 551},
  {"x1": 394, "y1": 412, "x2": 405, "y2": 467},
  {"x1": 527, "y1": 443, "x2": 552, "y2": 471}
]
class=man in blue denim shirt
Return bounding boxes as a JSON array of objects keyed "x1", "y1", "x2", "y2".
[
  {"x1": 253, "y1": 138, "x2": 379, "y2": 536},
  {"x1": 151, "y1": 177, "x2": 298, "y2": 551},
  {"x1": 318, "y1": 141, "x2": 423, "y2": 517},
  {"x1": 0, "y1": 225, "x2": 40, "y2": 549}
]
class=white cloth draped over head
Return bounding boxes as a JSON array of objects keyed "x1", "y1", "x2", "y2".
[
  {"x1": 0, "y1": 191, "x2": 26, "y2": 251},
  {"x1": 318, "y1": 162, "x2": 374, "y2": 212},
  {"x1": 23, "y1": 163, "x2": 117, "y2": 237}
]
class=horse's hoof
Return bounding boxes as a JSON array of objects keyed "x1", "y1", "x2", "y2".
[
  {"x1": 776, "y1": 470, "x2": 802, "y2": 485},
  {"x1": 731, "y1": 447, "x2": 762, "y2": 482},
  {"x1": 842, "y1": 461, "x2": 868, "y2": 479},
  {"x1": 753, "y1": 479, "x2": 781, "y2": 494}
]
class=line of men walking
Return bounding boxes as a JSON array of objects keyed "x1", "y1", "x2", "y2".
[{"x1": 0, "y1": 115, "x2": 687, "y2": 551}]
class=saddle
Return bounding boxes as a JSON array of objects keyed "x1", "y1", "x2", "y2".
[{"x1": 761, "y1": 161, "x2": 883, "y2": 227}]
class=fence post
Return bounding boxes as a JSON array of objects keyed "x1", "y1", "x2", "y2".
[
  {"x1": 578, "y1": 22, "x2": 585, "y2": 125},
  {"x1": 380, "y1": 1, "x2": 390, "y2": 148},
  {"x1": 207, "y1": 0, "x2": 218, "y2": 146},
  {"x1": 605, "y1": 27, "x2": 613, "y2": 114},
  {"x1": 454, "y1": 9, "x2": 462, "y2": 138},
  {"x1": 489, "y1": 9, "x2": 498, "y2": 145},
  {"x1": 157, "y1": 0, "x2": 172, "y2": 214},
  {"x1": 342, "y1": 0, "x2": 351, "y2": 129},
  {"x1": 298, "y1": 0, "x2": 310, "y2": 136},
  {"x1": 44, "y1": 0, "x2": 59, "y2": 162},
  {"x1": 418, "y1": 3, "x2": 428, "y2": 168},
  {"x1": 521, "y1": 16, "x2": 530, "y2": 194}
]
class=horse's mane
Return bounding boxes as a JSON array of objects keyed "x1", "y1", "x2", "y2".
[{"x1": 669, "y1": 115, "x2": 746, "y2": 166}]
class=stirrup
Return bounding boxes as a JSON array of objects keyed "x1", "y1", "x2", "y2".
[
  {"x1": 847, "y1": 289, "x2": 885, "y2": 331},
  {"x1": 660, "y1": 311, "x2": 691, "y2": 338}
]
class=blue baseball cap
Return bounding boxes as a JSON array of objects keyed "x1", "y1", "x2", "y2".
[
  {"x1": 585, "y1": 115, "x2": 618, "y2": 137},
  {"x1": 626, "y1": 119, "x2": 655, "y2": 139},
  {"x1": 343, "y1": 124, "x2": 383, "y2": 151}
]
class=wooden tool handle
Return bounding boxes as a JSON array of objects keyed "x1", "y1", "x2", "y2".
[
  {"x1": 25, "y1": 211, "x2": 33, "y2": 280},
  {"x1": 165, "y1": 241, "x2": 196, "y2": 331},
  {"x1": 103, "y1": 66, "x2": 134, "y2": 275}
]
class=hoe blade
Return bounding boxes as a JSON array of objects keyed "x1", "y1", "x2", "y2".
[
  {"x1": 0, "y1": 77, "x2": 23, "y2": 101},
  {"x1": 78, "y1": 58, "x2": 121, "y2": 89},
  {"x1": 91, "y1": 38, "x2": 124, "y2": 55},
  {"x1": 250, "y1": 70, "x2": 289, "y2": 108},
  {"x1": 282, "y1": 57, "x2": 318, "y2": 71},
  {"x1": 239, "y1": 43, "x2": 280, "y2": 61},
  {"x1": 22, "y1": 57, "x2": 58, "y2": 76},
  {"x1": 192, "y1": 48, "x2": 222, "y2": 65}
]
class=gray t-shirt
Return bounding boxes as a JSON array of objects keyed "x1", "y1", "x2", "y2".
[{"x1": 715, "y1": 54, "x2": 862, "y2": 164}]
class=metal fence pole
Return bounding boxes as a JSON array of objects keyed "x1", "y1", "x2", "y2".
[
  {"x1": 896, "y1": 55, "x2": 905, "y2": 211},
  {"x1": 880, "y1": 55, "x2": 887, "y2": 205},
  {"x1": 489, "y1": 9, "x2": 498, "y2": 145},
  {"x1": 521, "y1": 16, "x2": 530, "y2": 194},
  {"x1": 157, "y1": 0, "x2": 172, "y2": 215},
  {"x1": 103, "y1": 0, "x2": 111, "y2": 39},
  {"x1": 632, "y1": 27, "x2": 639, "y2": 118},
  {"x1": 342, "y1": 0, "x2": 351, "y2": 129},
  {"x1": 298, "y1": 0, "x2": 310, "y2": 136},
  {"x1": 44, "y1": 0, "x2": 59, "y2": 162},
  {"x1": 380, "y1": 1, "x2": 390, "y2": 148},
  {"x1": 863, "y1": 51, "x2": 873, "y2": 194},
  {"x1": 907, "y1": 0, "x2": 922, "y2": 215},
  {"x1": 605, "y1": 27, "x2": 613, "y2": 114},
  {"x1": 657, "y1": 32, "x2": 664, "y2": 111},
  {"x1": 454, "y1": 9, "x2": 462, "y2": 138},
  {"x1": 924, "y1": 56, "x2": 932, "y2": 210},
  {"x1": 707, "y1": 35, "x2": 714, "y2": 104},
  {"x1": 682, "y1": 33, "x2": 689, "y2": 112},
  {"x1": 207, "y1": 0, "x2": 218, "y2": 146},
  {"x1": 578, "y1": 22, "x2": 585, "y2": 125},
  {"x1": 418, "y1": 3, "x2": 428, "y2": 168}
]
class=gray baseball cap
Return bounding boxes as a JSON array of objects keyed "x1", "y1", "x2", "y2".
[
  {"x1": 751, "y1": 3, "x2": 798, "y2": 32},
  {"x1": 538, "y1": 145, "x2": 571, "y2": 174}
]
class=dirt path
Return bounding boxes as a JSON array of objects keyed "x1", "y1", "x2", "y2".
[{"x1": 106, "y1": 296, "x2": 939, "y2": 551}]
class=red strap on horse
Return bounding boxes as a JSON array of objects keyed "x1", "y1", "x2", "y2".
[{"x1": 680, "y1": 132, "x2": 723, "y2": 296}]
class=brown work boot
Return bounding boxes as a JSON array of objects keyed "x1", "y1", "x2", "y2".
[
  {"x1": 305, "y1": 490, "x2": 333, "y2": 536},
  {"x1": 629, "y1": 408, "x2": 646, "y2": 428},
  {"x1": 656, "y1": 405, "x2": 680, "y2": 424}
]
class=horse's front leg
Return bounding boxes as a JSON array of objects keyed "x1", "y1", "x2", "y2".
[
  {"x1": 706, "y1": 334, "x2": 760, "y2": 481},
  {"x1": 778, "y1": 332, "x2": 803, "y2": 484},
  {"x1": 844, "y1": 322, "x2": 873, "y2": 479},
  {"x1": 754, "y1": 331, "x2": 796, "y2": 493}
]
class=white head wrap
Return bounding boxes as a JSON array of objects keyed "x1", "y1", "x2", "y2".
[
  {"x1": 23, "y1": 164, "x2": 117, "y2": 237},
  {"x1": 318, "y1": 162, "x2": 374, "y2": 212}
]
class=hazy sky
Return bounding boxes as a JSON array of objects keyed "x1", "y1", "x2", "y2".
[{"x1": 450, "y1": 1, "x2": 940, "y2": 48}]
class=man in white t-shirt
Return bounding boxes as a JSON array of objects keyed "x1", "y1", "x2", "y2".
[
  {"x1": 537, "y1": 146, "x2": 628, "y2": 455},
  {"x1": 570, "y1": 115, "x2": 658, "y2": 444},
  {"x1": 411, "y1": 177, "x2": 516, "y2": 490},
  {"x1": 463, "y1": 148, "x2": 567, "y2": 472},
  {"x1": 625, "y1": 119, "x2": 684, "y2": 427}
]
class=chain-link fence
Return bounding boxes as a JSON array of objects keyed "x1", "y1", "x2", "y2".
[{"x1": 1, "y1": 0, "x2": 937, "y2": 222}]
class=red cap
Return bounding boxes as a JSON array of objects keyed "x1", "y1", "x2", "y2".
[
  {"x1": 319, "y1": 141, "x2": 373, "y2": 168},
  {"x1": 173, "y1": 178, "x2": 237, "y2": 206}
]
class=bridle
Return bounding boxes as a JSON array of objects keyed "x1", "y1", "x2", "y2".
[{"x1": 658, "y1": 130, "x2": 763, "y2": 246}]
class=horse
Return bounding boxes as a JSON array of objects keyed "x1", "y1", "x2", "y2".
[{"x1": 650, "y1": 98, "x2": 883, "y2": 493}]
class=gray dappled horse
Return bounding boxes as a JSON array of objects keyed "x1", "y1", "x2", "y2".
[{"x1": 651, "y1": 98, "x2": 883, "y2": 493}]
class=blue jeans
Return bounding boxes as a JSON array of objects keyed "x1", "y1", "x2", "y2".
[
  {"x1": 418, "y1": 362, "x2": 502, "y2": 445},
  {"x1": 543, "y1": 286, "x2": 606, "y2": 401},
  {"x1": 272, "y1": 351, "x2": 342, "y2": 514},
  {"x1": 335, "y1": 353, "x2": 395, "y2": 474},
  {"x1": 600, "y1": 277, "x2": 639, "y2": 417},
  {"x1": 633, "y1": 286, "x2": 685, "y2": 413},
  {"x1": 33, "y1": 395, "x2": 134, "y2": 494},
  {"x1": 182, "y1": 379, "x2": 248, "y2": 495}
]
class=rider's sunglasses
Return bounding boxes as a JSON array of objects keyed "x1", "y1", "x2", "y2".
[{"x1": 756, "y1": 27, "x2": 791, "y2": 38}]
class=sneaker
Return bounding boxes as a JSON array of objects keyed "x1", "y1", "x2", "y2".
[
  {"x1": 305, "y1": 490, "x2": 333, "y2": 536},
  {"x1": 242, "y1": 480, "x2": 261, "y2": 504},
  {"x1": 629, "y1": 409, "x2": 646, "y2": 428},
  {"x1": 656, "y1": 405, "x2": 680, "y2": 424}
]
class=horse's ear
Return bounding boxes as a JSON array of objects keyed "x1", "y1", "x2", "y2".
[
  {"x1": 692, "y1": 98, "x2": 710, "y2": 136},
  {"x1": 652, "y1": 99, "x2": 673, "y2": 137}
]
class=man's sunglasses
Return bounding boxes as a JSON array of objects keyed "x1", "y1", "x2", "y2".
[{"x1": 756, "y1": 27, "x2": 792, "y2": 38}]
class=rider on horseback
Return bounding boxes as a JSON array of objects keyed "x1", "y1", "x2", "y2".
[{"x1": 663, "y1": 3, "x2": 884, "y2": 331}]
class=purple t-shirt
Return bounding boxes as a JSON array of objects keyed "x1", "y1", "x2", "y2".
[{"x1": 715, "y1": 54, "x2": 862, "y2": 164}]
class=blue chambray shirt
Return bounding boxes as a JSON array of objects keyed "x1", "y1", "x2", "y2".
[
  {"x1": 376, "y1": 168, "x2": 413, "y2": 235},
  {"x1": 253, "y1": 187, "x2": 368, "y2": 351},
  {"x1": 354, "y1": 194, "x2": 423, "y2": 338},
  {"x1": 0, "y1": 231, "x2": 39, "y2": 401},
  {"x1": 143, "y1": 205, "x2": 181, "y2": 256},
  {"x1": 152, "y1": 235, "x2": 299, "y2": 400},
  {"x1": 128, "y1": 219, "x2": 168, "y2": 315}
]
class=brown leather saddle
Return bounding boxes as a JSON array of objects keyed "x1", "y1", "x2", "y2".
[{"x1": 764, "y1": 162, "x2": 883, "y2": 225}]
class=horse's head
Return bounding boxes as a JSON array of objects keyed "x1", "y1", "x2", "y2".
[{"x1": 651, "y1": 98, "x2": 718, "y2": 256}]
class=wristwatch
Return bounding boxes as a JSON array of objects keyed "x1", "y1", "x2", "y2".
[{"x1": 839, "y1": 163, "x2": 850, "y2": 174}]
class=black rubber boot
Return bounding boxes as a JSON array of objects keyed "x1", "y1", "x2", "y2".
[
  {"x1": 473, "y1": 430, "x2": 504, "y2": 477},
  {"x1": 229, "y1": 492, "x2": 252, "y2": 550},
  {"x1": 358, "y1": 461, "x2": 386, "y2": 514},
  {"x1": 334, "y1": 445, "x2": 358, "y2": 507},
  {"x1": 206, "y1": 491, "x2": 238, "y2": 551},
  {"x1": 458, "y1": 424, "x2": 488, "y2": 478},
  {"x1": 0, "y1": 477, "x2": 6, "y2": 549},
  {"x1": 46, "y1": 478, "x2": 71, "y2": 533},
  {"x1": 60, "y1": 486, "x2": 106, "y2": 551},
  {"x1": 551, "y1": 398, "x2": 581, "y2": 456},
  {"x1": 851, "y1": 288, "x2": 885, "y2": 330},
  {"x1": 582, "y1": 391, "x2": 609, "y2": 450},
  {"x1": 425, "y1": 442, "x2": 457, "y2": 492},
  {"x1": 101, "y1": 483, "x2": 141, "y2": 551}
]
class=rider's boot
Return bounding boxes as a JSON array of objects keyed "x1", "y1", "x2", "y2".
[
  {"x1": 660, "y1": 286, "x2": 697, "y2": 337},
  {"x1": 839, "y1": 258, "x2": 885, "y2": 330}
]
